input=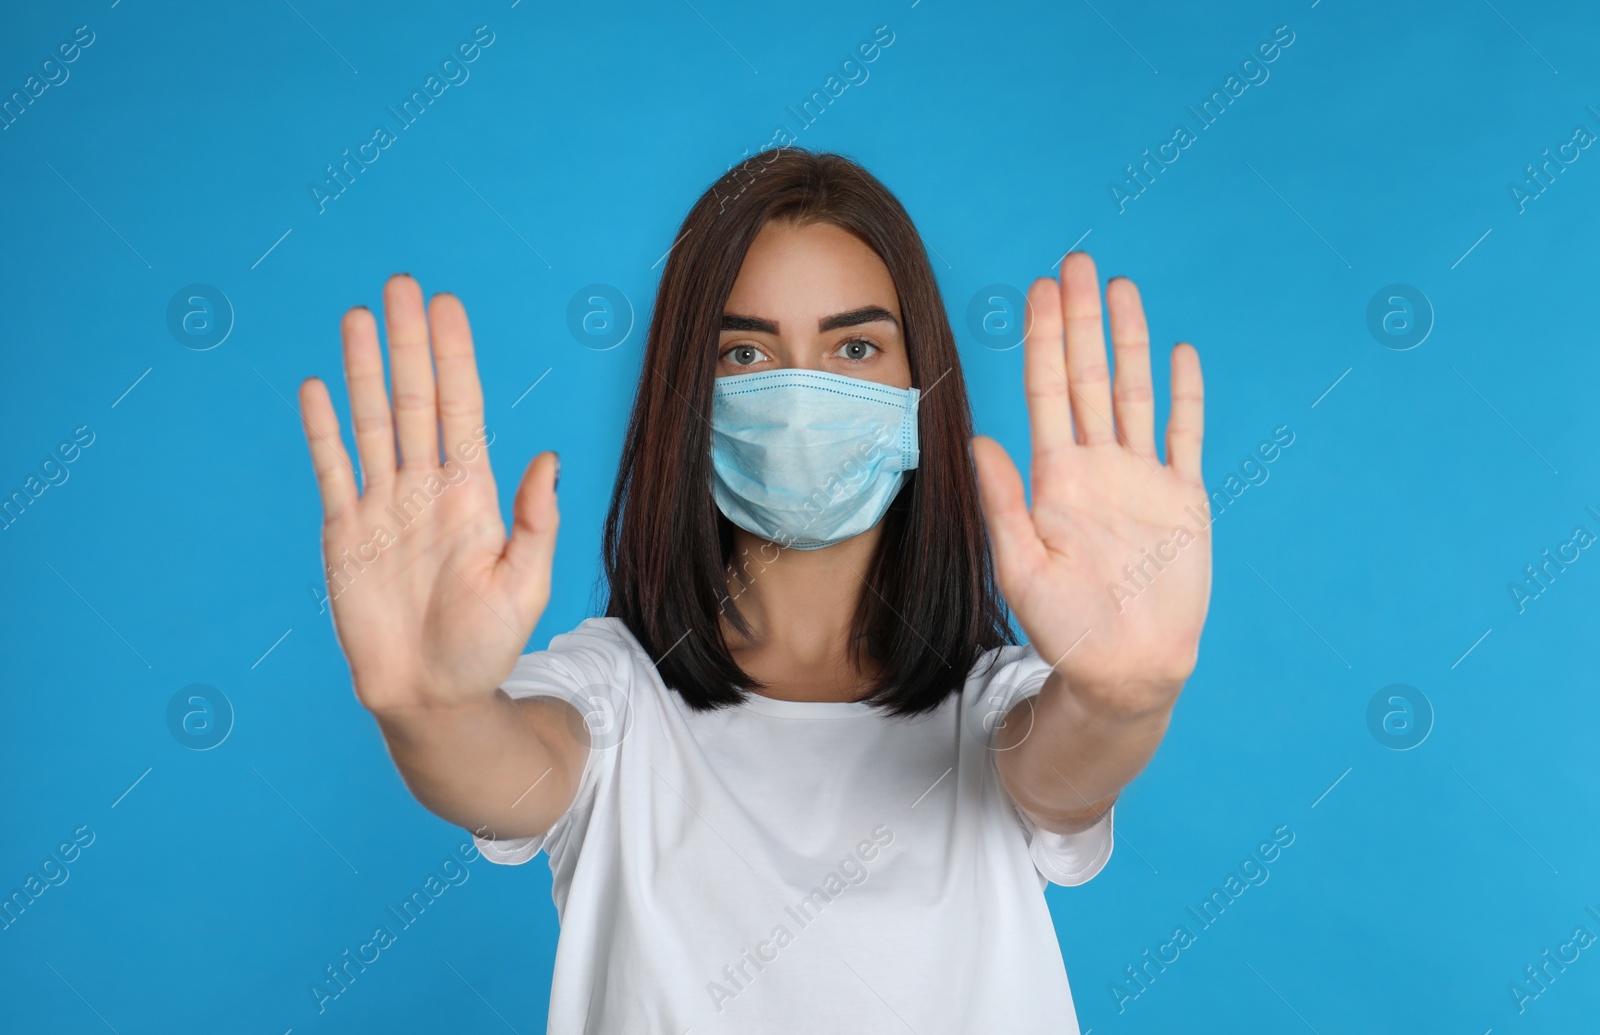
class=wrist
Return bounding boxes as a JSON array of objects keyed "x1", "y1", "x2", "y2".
[
  {"x1": 1044, "y1": 669, "x2": 1181, "y2": 728},
  {"x1": 367, "y1": 686, "x2": 507, "y2": 732}
]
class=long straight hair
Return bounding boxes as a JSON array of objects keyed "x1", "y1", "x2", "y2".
[{"x1": 601, "y1": 147, "x2": 1013, "y2": 716}]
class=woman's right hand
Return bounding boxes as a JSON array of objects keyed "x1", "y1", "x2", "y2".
[{"x1": 298, "y1": 274, "x2": 561, "y2": 716}]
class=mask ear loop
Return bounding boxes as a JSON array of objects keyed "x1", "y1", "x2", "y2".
[{"x1": 900, "y1": 388, "x2": 922, "y2": 471}]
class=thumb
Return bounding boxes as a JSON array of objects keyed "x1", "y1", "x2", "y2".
[
  {"x1": 971, "y1": 435, "x2": 1044, "y2": 591},
  {"x1": 501, "y1": 450, "x2": 561, "y2": 618}
]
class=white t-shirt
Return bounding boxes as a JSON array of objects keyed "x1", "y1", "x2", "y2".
[{"x1": 475, "y1": 616, "x2": 1114, "y2": 1034}]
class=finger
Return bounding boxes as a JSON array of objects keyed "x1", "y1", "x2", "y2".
[
  {"x1": 1059, "y1": 252, "x2": 1116, "y2": 446},
  {"x1": 1021, "y1": 276, "x2": 1074, "y2": 468},
  {"x1": 501, "y1": 451, "x2": 561, "y2": 622},
  {"x1": 383, "y1": 274, "x2": 440, "y2": 470},
  {"x1": 1165, "y1": 342, "x2": 1205, "y2": 482},
  {"x1": 341, "y1": 305, "x2": 395, "y2": 491},
  {"x1": 1106, "y1": 277, "x2": 1157, "y2": 461},
  {"x1": 427, "y1": 292, "x2": 489, "y2": 477},
  {"x1": 971, "y1": 435, "x2": 1047, "y2": 592},
  {"x1": 298, "y1": 376, "x2": 358, "y2": 526}
]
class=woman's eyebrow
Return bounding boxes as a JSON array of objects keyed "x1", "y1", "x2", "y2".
[
  {"x1": 719, "y1": 306, "x2": 900, "y2": 334},
  {"x1": 720, "y1": 314, "x2": 778, "y2": 333},
  {"x1": 820, "y1": 306, "x2": 898, "y2": 332}
]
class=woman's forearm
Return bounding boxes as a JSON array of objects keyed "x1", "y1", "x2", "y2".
[
  {"x1": 370, "y1": 691, "x2": 580, "y2": 841},
  {"x1": 994, "y1": 669, "x2": 1176, "y2": 835}
]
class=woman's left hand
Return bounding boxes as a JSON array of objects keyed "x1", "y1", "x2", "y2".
[{"x1": 972, "y1": 251, "x2": 1213, "y2": 720}]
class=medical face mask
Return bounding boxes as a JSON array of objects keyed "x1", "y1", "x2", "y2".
[{"x1": 709, "y1": 368, "x2": 920, "y2": 550}]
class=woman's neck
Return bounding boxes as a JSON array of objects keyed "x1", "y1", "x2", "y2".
[{"x1": 718, "y1": 526, "x2": 885, "y2": 702}]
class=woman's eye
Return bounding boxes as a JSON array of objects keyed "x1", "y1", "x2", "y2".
[
  {"x1": 726, "y1": 345, "x2": 765, "y2": 366},
  {"x1": 835, "y1": 338, "x2": 879, "y2": 362}
]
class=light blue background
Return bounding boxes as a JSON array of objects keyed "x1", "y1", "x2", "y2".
[{"x1": 3, "y1": 0, "x2": 1597, "y2": 1031}]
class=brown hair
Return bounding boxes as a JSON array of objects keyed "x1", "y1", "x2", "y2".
[{"x1": 600, "y1": 146, "x2": 1012, "y2": 716}]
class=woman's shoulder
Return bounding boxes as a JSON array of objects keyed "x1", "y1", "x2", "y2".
[
  {"x1": 960, "y1": 641, "x2": 1052, "y2": 716},
  {"x1": 504, "y1": 616, "x2": 655, "y2": 697},
  {"x1": 539, "y1": 615, "x2": 646, "y2": 657}
]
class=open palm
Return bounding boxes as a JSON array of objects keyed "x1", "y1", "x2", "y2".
[
  {"x1": 972, "y1": 252, "x2": 1212, "y2": 717},
  {"x1": 298, "y1": 275, "x2": 561, "y2": 714}
]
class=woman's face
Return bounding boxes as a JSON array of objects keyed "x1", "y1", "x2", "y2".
[{"x1": 717, "y1": 219, "x2": 913, "y2": 390}]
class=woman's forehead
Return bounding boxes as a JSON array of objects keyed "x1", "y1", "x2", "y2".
[{"x1": 724, "y1": 222, "x2": 900, "y2": 329}]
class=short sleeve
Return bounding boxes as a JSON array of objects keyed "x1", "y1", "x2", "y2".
[
  {"x1": 473, "y1": 618, "x2": 631, "y2": 866},
  {"x1": 973, "y1": 643, "x2": 1118, "y2": 888},
  {"x1": 1014, "y1": 800, "x2": 1115, "y2": 888}
]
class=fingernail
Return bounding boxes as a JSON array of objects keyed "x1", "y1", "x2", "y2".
[
  {"x1": 553, "y1": 453, "x2": 561, "y2": 493},
  {"x1": 353, "y1": 304, "x2": 370, "y2": 312}
]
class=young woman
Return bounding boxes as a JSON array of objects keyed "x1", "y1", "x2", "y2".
[{"x1": 298, "y1": 148, "x2": 1211, "y2": 1034}]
